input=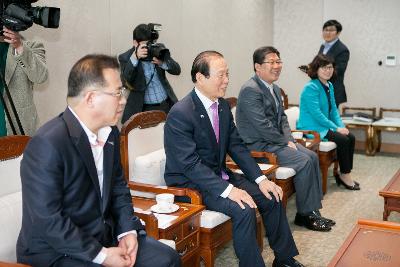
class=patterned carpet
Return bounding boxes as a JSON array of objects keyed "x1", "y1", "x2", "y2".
[{"x1": 212, "y1": 153, "x2": 400, "y2": 267}]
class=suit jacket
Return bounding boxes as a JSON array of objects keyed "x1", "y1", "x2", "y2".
[
  {"x1": 17, "y1": 108, "x2": 143, "y2": 267},
  {"x1": 164, "y1": 89, "x2": 263, "y2": 198},
  {"x1": 297, "y1": 79, "x2": 344, "y2": 139},
  {"x1": 4, "y1": 41, "x2": 48, "y2": 136},
  {"x1": 318, "y1": 39, "x2": 350, "y2": 105},
  {"x1": 118, "y1": 47, "x2": 180, "y2": 123},
  {"x1": 236, "y1": 75, "x2": 294, "y2": 152}
]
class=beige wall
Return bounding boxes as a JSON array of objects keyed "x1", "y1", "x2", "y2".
[
  {"x1": 24, "y1": 0, "x2": 399, "y2": 145},
  {"x1": 24, "y1": 0, "x2": 273, "y2": 126}
]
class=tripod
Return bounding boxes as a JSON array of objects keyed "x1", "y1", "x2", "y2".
[{"x1": 0, "y1": 70, "x2": 25, "y2": 135}]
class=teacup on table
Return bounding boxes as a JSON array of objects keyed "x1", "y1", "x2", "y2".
[
  {"x1": 292, "y1": 131, "x2": 303, "y2": 140},
  {"x1": 156, "y1": 193, "x2": 175, "y2": 210}
]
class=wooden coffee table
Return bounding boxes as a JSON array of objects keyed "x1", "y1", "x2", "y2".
[
  {"x1": 379, "y1": 169, "x2": 400, "y2": 220},
  {"x1": 0, "y1": 262, "x2": 30, "y2": 267},
  {"x1": 132, "y1": 197, "x2": 204, "y2": 267},
  {"x1": 328, "y1": 219, "x2": 400, "y2": 267}
]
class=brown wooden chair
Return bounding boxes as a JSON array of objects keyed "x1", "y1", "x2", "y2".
[
  {"x1": 372, "y1": 108, "x2": 400, "y2": 155},
  {"x1": 120, "y1": 111, "x2": 263, "y2": 267},
  {"x1": 0, "y1": 135, "x2": 31, "y2": 267}
]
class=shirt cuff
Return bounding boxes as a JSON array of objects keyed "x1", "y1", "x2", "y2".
[
  {"x1": 93, "y1": 247, "x2": 107, "y2": 264},
  {"x1": 117, "y1": 230, "x2": 137, "y2": 241},
  {"x1": 129, "y1": 56, "x2": 139, "y2": 67},
  {"x1": 255, "y1": 175, "x2": 267, "y2": 184},
  {"x1": 220, "y1": 184, "x2": 234, "y2": 198}
]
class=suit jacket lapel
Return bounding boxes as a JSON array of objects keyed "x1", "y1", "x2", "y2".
[
  {"x1": 217, "y1": 98, "x2": 228, "y2": 165},
  {"x1": 102, "y1": 136, "x2": 114, "y2": 213},
  {"x1": 272, "y1": 84, "x2": 283, "y2": 125},
  {"x1": 5, "y1": 46, "x2": 17, "y2": 85},
  {"x1": 62, "y1": 108, "x2": 102, "y2": 203},
  {"x1": 253, "y1": 75, "x2": 278, "y2": 114},
  {"x1": 191, "y1": 90, "x2": 219, "y2": 149}
]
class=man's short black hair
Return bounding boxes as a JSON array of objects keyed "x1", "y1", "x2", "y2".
[
  {"x1": 307, "y1": 54, "x2": 336, "y2": 79},
  {"x1": 132, "y1": 24, "x2": 153, "y2": 42},
  {"x1": 67, "y1": 54, "x2": 119, "y2": 97},
  {"x1": 323, "y1": 20, "x2": 343, "y2": 33},
  {"x1": 191, "y1": 51, "x2": 224, "y2": 83},
  {"x1": 253, "y1": 46, "x2": 280, "y2": 72}
]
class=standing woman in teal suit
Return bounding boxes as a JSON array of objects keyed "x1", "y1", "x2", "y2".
[{"x1": 297, "y1": 54, "x2": 359, "y2": 190}]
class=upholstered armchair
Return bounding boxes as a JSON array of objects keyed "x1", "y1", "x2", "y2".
[
  {"x1": 120, "y1": 111, "x2": 263, "y2": 267},
  {"x1": 0, "y1": 135, "x2": 31, "y2": 267}
]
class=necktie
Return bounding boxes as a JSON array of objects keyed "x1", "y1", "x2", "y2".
[{"x1": 210, "y1": 102, "x2": 229, "y2": 180}]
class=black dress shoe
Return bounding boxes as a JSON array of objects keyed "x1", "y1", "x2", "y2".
[
  {"x1": 312, "y1": 211, "x2": 336, "y2": 226},
  {"x1": 272, "y1": 258, "x2": 305, "y2": 267},
  {"x1": 334, "y1": 173, "x2": 359, "y2": 186},
  {"x1": 294, "y1": 213, "x2": 331, "y2": 232}
]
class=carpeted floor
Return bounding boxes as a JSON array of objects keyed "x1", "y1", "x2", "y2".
[{"x1": 213, "y1": 153, "x2": 400, "y2": 267}]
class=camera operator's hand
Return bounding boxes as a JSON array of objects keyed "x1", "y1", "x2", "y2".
[
  {"x1": 152, "y1": 57, "x2": 163, "y2": 66},
  {"x1": 2, "y1": 27, "x2": 23, "y2": 54},
  {"x1": 134, "y1": 42, "x2": 148, "y2": 60}
]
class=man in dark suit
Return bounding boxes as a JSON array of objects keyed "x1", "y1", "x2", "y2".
[
  {"x1": 119, "y1": 23, "x2": 181, "y2": 123},
  {"x1": 17, "y1": 54, "x2": 180, "y2": 267},
  {"x1": 164, "y1": 51, "x2": 303, "y2": 267},
  {"x1": 318, "y1": 19, "x2": 350, "y2": 107},
  {"x1": 236, "y1": 46, "x2": 335, "y2": 232}
]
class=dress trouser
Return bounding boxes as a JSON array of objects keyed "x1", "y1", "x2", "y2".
[
  {"x1": 326, "y1": 130, "x2": 355, "y2": 174},
  {"x1": 202, "y1": 173, "x2": 299, "y2": 267},
  {"x1": 48, "y1": 236, "x2": 181, "y2": 267}
]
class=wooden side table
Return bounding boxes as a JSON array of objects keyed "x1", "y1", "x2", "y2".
[
  {"x1": 132, "y1": 197, "x2": 205, "y2": 267},
  {"x1": 379, "y1": 169, "x2": 400, "y2": 221},
  {"x1": 372, "y1": 108, "x2": 400, "y2": 155},
  {"x1": 328, "y1": 219, "x2": 400, "y2": 267}
]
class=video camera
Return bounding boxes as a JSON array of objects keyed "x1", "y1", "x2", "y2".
[
  {"x1": 142, "y1": 23, "x2": 170, "y2": 61},
  {"x1": 0, "y1": 0, "x2": 60, "y2": 34}
]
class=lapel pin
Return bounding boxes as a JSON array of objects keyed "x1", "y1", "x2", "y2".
[{"x1": 200, "y1": 115, "x2": 205, "y2": 118}]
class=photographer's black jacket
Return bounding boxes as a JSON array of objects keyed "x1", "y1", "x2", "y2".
[{"x1": 118, "y1": 47, "x2": 181, "y2": 123}]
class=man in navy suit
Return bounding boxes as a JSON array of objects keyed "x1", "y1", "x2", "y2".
[
  {"x1": 164, "y1": 51, "x2": 303, "y2": 267},
  {"x1": 17, "y1": 54, "x2": 180, "y2": 267},
  {"x1": 318, "y1": 19, "x2": 350, "y2": 106}
]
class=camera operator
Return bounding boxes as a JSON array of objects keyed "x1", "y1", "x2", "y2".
[
  {"x1": 0, "y1": 26, "x2": 48, "y2": 136},
  {"x1": 119, "y1": 23, "x2": 181, "y2": 123}
]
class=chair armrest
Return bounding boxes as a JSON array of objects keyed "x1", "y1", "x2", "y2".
[
  {"x1": 250, "y1": 151, "x2": 278, "y2": 165},
  {"x1": 291, "y1": 130, "x2": 320, "y2": 152},
  {"x1": 132, "y1": 209, "x2": 160, "y2": 239},
  {"x1": 128, "y1": 181, "x2": 202, "y2": 205}
]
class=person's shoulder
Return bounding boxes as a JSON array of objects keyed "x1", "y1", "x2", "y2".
[
  {"x1": 119, "y1": 48, "x2": 134, "y2": 61},
  {"x1": 23, "y1": 40, "x2": 45, "y2": 50},
  {"x1": 337, "y1": 39, "x2": 349, "y2": 52}
]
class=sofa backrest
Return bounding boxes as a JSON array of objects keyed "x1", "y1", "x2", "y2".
[{"x1": 0, "y1": 136, "x2": 30, "y2": 262}]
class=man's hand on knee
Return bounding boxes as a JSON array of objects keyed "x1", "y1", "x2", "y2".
[
  {"x1": 228, "y1": 187, "x2": 257, "y2": 209},
  {"x1": 258, "y1": 179, "x2": 283, "y2": 202},
  {"x1": 102, "y1": 247, "x2": 132, "y2": 267},
  {"x1": 119, "y1": 233, "x2": 138, "y2": 266}
]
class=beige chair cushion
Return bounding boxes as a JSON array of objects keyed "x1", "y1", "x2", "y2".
[
  {"x1": 233, "y1": 163, "x2": 295, "y2": 180},
  {"x1": 319, "y1": 141, "x2": 337, "y2": 152},
  {"x1": 0, "y1": 155, "x2": 22, "y2": 196},
  {"x1": 131, "y1": 148, "x2": 166, "y2": 186},
  {"x1": 0, "y1": 191, "x2": 22, "y2": 262},
  {"x1": 284, "y1": 107, "x2": 300, "y2": 130},
  {"x1": 200, "y1": 210, "x2": 231, "y2": 228}
]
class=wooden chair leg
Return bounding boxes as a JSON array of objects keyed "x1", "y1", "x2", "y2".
[
  {"x1": 333, "y1": 160, "x2": 339, "y2": 177},
  {"x1": 256, "y1": 212, "x2": 264, "y2": 250}
]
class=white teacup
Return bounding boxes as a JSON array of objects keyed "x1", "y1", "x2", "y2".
[
  {"x1": 156, "y1": 193, "x2": 174, "y2": 209},
  {"x1": 292, "y1": 131, "x2": 303, "y2": 140}
]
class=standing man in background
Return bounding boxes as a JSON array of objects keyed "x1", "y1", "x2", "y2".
[
  {"x1": 119, "y1": 23, "x2": 180, "y2": 123},
  {"x1": 0, "y1": 26, "x2": 48, "y2": 136},
  {"x1": 318, "y1": 19, "x2": 350, "y2": 107}
]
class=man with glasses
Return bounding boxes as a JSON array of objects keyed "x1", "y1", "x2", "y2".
[
  {"x1": 17, "y1": 54, "x2": 181, "y2": 267},
  {"x1": 319, "y1": 19, "x2": 350, "y2": 107},
  {"x1": 236, "y1": 46, "x2": 335, "y2": 233}
]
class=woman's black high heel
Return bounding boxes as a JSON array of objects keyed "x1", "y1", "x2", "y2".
[
  {"x1": 334, "y1": 173, "x2": 359, "y2": 187},
  {"x1": 334, "y1": 175, "x2": 360, "y2": 190}
]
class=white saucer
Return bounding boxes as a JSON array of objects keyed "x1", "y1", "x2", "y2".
[{"x1": 150, "y1": 203, "x2": 180, "y2": 214}]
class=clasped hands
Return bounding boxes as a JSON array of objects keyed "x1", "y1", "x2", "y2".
[
  {"x1": 228, "y1": 179, "x2": 283, "y2": 209},
  {"x1": 102, "y1": 233, "x2": 138, "y2": 267}
]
